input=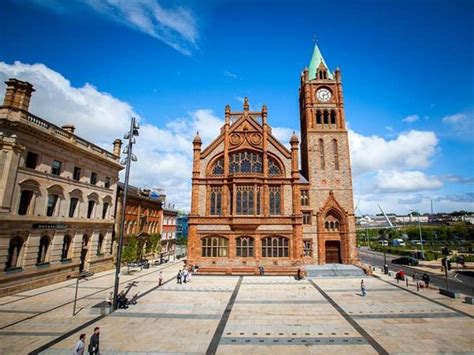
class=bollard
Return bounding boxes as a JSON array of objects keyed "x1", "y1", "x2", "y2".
[
  {"x1": 397, "y1": 278, "x2": 399, "y2": 284},
  {"x1": 406, "y1": 278, "x2": 409, "y2": 287},
  {"x1": 416, "y1": 281, "x2": 419, "y2": 292}
]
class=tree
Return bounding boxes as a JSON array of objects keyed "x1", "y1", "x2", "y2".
[{"x1": 121, "y1": 239, "x2": 138, "y2": 273}]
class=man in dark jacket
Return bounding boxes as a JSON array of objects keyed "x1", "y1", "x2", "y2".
[{"x1": 88, "y1": 327, "x2": 100, "y2": 354}]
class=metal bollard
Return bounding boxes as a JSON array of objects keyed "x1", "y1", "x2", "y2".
[
  {"x1": 416, "y1": 281, "x2": 419, "y2": 292},
  {"x1": 406, "y1": 278, "x2": 409, "y2": 287}
]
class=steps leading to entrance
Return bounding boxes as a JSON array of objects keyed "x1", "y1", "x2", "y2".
[{"x1": 305, "y1": 264, "x2": 366, "y2": 278}]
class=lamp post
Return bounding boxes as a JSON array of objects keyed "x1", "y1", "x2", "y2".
[
  {"x1": 113, "y1": 117, "x2": 139, "y2": 310},
  {"x1": 411, "y1": 210, "x2": 425, "y2": 259}
]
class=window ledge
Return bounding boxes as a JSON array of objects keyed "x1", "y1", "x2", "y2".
[
  {"x1": 5, "y1": 266, "x2": 23, "y2": 274},
  {"x1": 60, "y1": 258, "x2": 72, "y2": 264},
  {"x1": 36, "y1": 262, "x2": 51, "y2": 268}
]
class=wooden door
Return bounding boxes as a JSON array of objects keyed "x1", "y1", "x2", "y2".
[{"x1": 325, "y1": 241, "x2": 341, "y2": 263}]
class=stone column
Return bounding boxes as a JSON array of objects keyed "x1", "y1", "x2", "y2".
[{"x1": 0, "y1": 135, "x2": 24, "y2": 213}]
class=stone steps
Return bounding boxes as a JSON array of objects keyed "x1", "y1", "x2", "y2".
[{"x1": 305, "y1": 264, "x2": 366, "y2": 278}]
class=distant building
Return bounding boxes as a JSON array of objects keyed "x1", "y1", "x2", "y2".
[
  {"x1": 160, "y1": 204, "x2": 177, "y2": 261},
  {"x1": 114, "y1": 183, "x2": 162, "y2": 259},
  {"x1": 176, "y1": 213, "x2": 189, "y2": 239},
  {"x1": 0, "y1": 79, "x2": 122, "y2": 296}
]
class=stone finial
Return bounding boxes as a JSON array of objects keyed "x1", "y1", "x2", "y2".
[
  {"x1": 61, "y1": 124, "x2": 75, "y2": 134},
  {"x1": 193, "y1": 131, "x2": 202, "y2": 145},
  {"x1": 3, "y1": 78, "x2": 35, "y2": 111},
  {"x1": 113, "y1": 139, "x2": 122, "y2": 156},
  {"x1": 290, "y1": 131, "x2": 299, "y2": 144},
  {"x1": 243, "y1": 97, "x2": 249, "y2": 112}
]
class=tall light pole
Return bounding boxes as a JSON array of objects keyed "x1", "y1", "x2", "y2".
[
  {"x1": 411, "y1": 210, "x2": 425, "y2": 259},
  {"x1": 113, "y1": 117, "x2": 139, "y2": 310}
]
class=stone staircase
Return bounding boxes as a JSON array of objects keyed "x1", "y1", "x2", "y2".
[{"x1": 305, "y1": 264, "x2": 366, "y2": 278}]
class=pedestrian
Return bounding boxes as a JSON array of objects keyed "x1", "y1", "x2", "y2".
[
  {"x1": 360, "y1": 280, "x2": 366, "y2": 297},
  {"x1": 159, "y1": 271, "x2": 163, "y2": 286},
  {"x1": 88, "y1": 327, "x2": 100, "y2": 355},
  {"x1": 297, "y1": 268, "x2": 302, "y2": 280},
  {"x1": 187, "y1": 269, "x2": 192, "y2": 282},
  {"x1": 182, "y1": 269, "x2": 188, "y2": 283},
  {"x1": 73, "y1": 333, "x2": 86, "y2": 355},
  {"x1": 177, "y1": 270, "x2": 182, "y2": 284},
  {"x1": 422, "y1": 273, "x2": 430, "y2": 288}
]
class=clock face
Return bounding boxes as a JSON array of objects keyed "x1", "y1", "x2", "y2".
[{"x1": 316, "y1": 88, "x2": 332, "y2": 102}]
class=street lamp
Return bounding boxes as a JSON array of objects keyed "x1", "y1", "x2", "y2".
[
  {"x1": 411, "y1": 209, "x2": 425, "y2": 259},
  {"x1": 113, "y1": 117, "x2": 139, "y2": 310}
]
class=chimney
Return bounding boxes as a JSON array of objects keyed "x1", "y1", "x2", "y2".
[
  {"x1": 113, "y1": 139, "x2": 122, "y2": 156},
  {"x1": 3, "y1": 78, "x2": 35, "y2": 111},
  {"x1": 61, "y1": 124, "x2": 75, "y2": 134}
]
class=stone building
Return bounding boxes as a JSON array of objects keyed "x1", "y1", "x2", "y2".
[
  {"x1": 160, "y1": 205, "x2": 178, "y2": 261},
  {"x1": 187, "y1": 46, "x2": 357, "y2": 274},
  {"x1": 0, "y1": 79, "x2": 123, "y2": 295}
]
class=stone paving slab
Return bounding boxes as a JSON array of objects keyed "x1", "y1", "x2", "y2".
[{"x1": 1, "y1": 265, "x2": 473, "y2": 354}]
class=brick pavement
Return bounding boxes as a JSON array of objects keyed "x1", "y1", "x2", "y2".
[{"x1": 0, "y1": 264, "x2": 472, "y2": 354}]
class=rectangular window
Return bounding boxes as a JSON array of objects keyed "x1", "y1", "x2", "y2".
[
  {"x1": 69, "y1": 198, "x2": 79, "y2": 218},
  {"x1": 236, "y1": 185, "x2": 256, "y2": 215},
  {"x1": 73, "y1": 167, "x2": 81, "y2": 181},
  {"x1": 304, "y1": 240, "x2": 313, "y2": 257},
  {"x1": 87, "y1": 200, "x2": 95, "y2": 218},
  {"x1": 47, "y1": 194, "x2": 58, "y2": 216},
  {"x1": 333, "y1": 139, "x2": 339, "y2": 170},
  {"x1": 51, "y1": 160, "x2": 62, "y2": 176},
  {"x1": 25, "y1": 152, "x2": 38, "y2": 169},
  {"x1": 210, "y1": 186, "x2": 222, "y2": 215},
  {"x1": 319, "y1": 139, "x2": 325, "y2": 170},
  {"x1": 303, "y1": 212, "x2": 312, "y2": 225},
  {"x1": 90, "y1": 172, "x2": 98, "y2": 185},
  {"x1": 301, "y1": 190, "x2": 309, "y2": 206},
  {"x1": 105, "y1": 177, "x2": 111, "y2": 188},
  {"x1": 18, "y1": 190, "x2": 33, "y2": 215},
  {"x1": 102, "y1": 203, "x2": 109, "y2": 219},
  {"x1": 269, "y1": 186, "x2": 281, "y2": 215}
]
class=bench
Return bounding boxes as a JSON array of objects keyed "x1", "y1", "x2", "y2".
[{"x1": 90, "y1": 301, "x2": 112, "y2": 315}]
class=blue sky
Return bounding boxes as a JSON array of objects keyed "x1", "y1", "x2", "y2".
[{"x1": 0, "y1": 0, "x2": 473, "y2": 214}]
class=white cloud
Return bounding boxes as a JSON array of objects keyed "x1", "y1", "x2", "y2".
[
  {"x1": 4, "y1": 61, "x2": 469, "y2": 214},
  {"x1": 442, "y1": 113, "x2": 466, "y2": 124},
  {"x1": 24, "y1": 0, "x2": 199, "y2": 55},
  {"x1": 224, "y1": 71, "x2": 237, "y2": 79},
  {"x1": 402, "y1": 114, "x2": 419, "y2": 123},
  {"x1": 441, "y1": 113, "x2": 473, "y2": 139},
  {"x1": 349, "y1": 129, "x2": 439, "y2": 176},
  {"x1": 374, "y1": 170, "x2": 443, "y2": 192}
]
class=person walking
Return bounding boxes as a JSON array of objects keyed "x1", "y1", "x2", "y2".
[
  {"x1": 158, "y1": 271, "x2": 163, "y2": 286},
  {"x1": 182, "y1": 269, "x2": 188, "y2": 284},
  {"x1": 422, "y1": 273, "x2": 430, "y2": 288},
  {"x1": 105, "y1": 292, "x2": 113, "y2": 306},
  {"x1": 360, "y1": 280, "x2": 366, "y2": 297},
  {"x1": 88, "y1": 327, "x2": 100, "y2": 355},
  {"x1": 177, "y1": 270, "x2": 182, "y2": 284},
  {"x1": 187, "y1": 269, "x2": 192, "y2": 282},
  {"x1": 73, "y1": 334, "x2": 86, "y2": 355}
]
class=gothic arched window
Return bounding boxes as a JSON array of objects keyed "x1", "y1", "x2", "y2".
[
  {"x1": 201, "y1": 236, "x2": 228, "y2": 257},
  {"x1": 212, "y1": 157, "x2": 224, "y2": 175},
  {"x1": 236, "y1": 237, "x2": 254, "y2": 257},
  {"x1": 268, "y1": 158, "x2": 282, "y2": 176},
  {"x1": 229, "y1": 151, "x2": 262, "y2": 174},
  {"x1": 330, "y1": 110, "x2": 337, "y2": 125},
  {"x1": 269, "y1": 186, "x2": 281, "y2": 215},
  {"x1": 323, "y1": 110, "x2": 329, "y2": 124},
  {"x1": 6, "y1": 236, "x2": 24, "y2": 270},
  {"x1": 210, "y1": 186, "x2": 222, "y2": 215},
  {"x1": 262, "y1": 236, "x2": 289, "y2": 257},
  {"x1": 316, "y1": 110, "x2": 322, "y2": 124}
]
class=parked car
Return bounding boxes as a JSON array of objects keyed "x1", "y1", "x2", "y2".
[
  {"x1": 392, "y1": 238, "x2": 406, "y2": 247},
  {"x1": 379, "y1": 240, "x2": 388, "y2": 246},
  {"x1": 391, "y1": 257, "x2": 419, "y2": 266}
]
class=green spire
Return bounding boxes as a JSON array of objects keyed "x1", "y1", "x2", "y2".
[{"x1": 308, "y1": 44, "x2": 333, "y2": 80}]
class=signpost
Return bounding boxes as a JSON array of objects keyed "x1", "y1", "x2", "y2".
[{"x1": 73, "y1": 271, "x2": 94, "y2": 316}]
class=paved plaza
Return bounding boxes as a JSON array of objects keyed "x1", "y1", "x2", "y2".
[{"x1": 0, "y1": 261, "x2": 473, "y2": 354}]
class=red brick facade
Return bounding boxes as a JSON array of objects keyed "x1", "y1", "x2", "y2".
[{"x1": 187, "y1": 50, "x2": 357, "y2": 274}]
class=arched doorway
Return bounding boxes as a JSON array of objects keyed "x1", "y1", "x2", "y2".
[
  {"x1": 325, "y1": 240, "x2": 341, "y2": 263},
  {"x1": 79, "y1": 234, "x2": 89, "y2": 272}
]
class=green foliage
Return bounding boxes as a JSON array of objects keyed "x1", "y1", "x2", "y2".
[
  {"x1": 149, "y1": 234, "x2": 161, "y2": 254},
  {"x1": 176, "y1": 236, "x2": 187, "y2": 246},
  {"x1": 121, "y1": 239, "x2": 138, "y2": 265}
]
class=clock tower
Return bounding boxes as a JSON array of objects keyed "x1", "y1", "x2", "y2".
[{"x1": 299, "y1": 45, "x2": 357, "y2": 264}]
